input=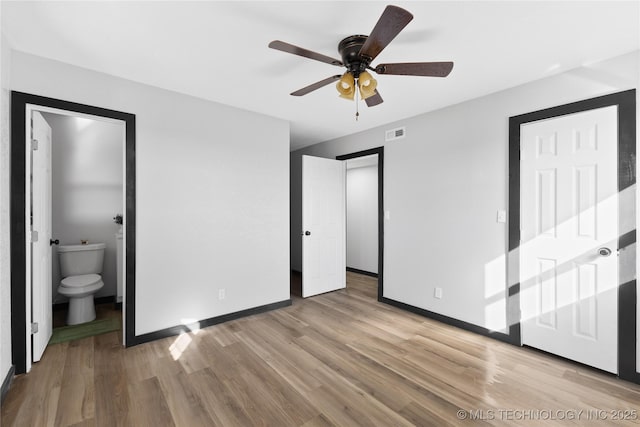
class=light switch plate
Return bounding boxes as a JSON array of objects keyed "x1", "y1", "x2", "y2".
[
  {"x1": 497, "y1": 210, "x2": 507, "y2": 223},
  {"x1": 384, "y1": 211, "x2": 391, "y2": 220}
]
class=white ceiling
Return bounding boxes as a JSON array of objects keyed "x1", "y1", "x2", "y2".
[{"x1": 2, "y1": 1, "x2": 639, "y2": 150}]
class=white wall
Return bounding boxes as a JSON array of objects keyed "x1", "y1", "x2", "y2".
[
  {"x1": 346, "y1": 164, "x2": 378, "y2": 274},
  {"x1": 291, "y1": 51, "x2": 639, "y2": 370},
  {"x1": 42, "y1": 113, "x2": 123, "y2": 303},
  {"x1": 1, "y1": 28, "x2": 13, "y2": 383},
  {"x1": 11, "y1": 51, "x2": 290, "y2": 336}
]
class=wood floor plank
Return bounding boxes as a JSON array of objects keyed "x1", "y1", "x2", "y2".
[
  {"x1": 54, "y1": 337, "x2": 95, "y2": 426},
  {"x1": 300, "y1": 413, "x2": 336, "y2": 427},
  {"x1": 398, "y1": 400, "x2": 473, "y2": 427},
  {"x1": 189, "y1": 367, "x2": 255, "y2": 427},
  {"x1": 220, "y1": 340, "x2": 316, "y2": 426},
  {"x1": 172, "y1": 332, "x2": 211, "y2": 374},
  {"x1": 68, "y1": 418, "x2": 96, "y2": 427},
  {"x1": 234, "y1": 327, "x2": 324, "y2": 396},
  {"x1": 228, "y1": 334, "x2": 321, "y2": 424},
  {"x1": 307, "y1": 365, "x2": 414, "y2": 427},
  {"x1": 121, "y1": 340, "x2": 158, "y2": 384},
  {"x1": 3, "y1": 272, "x2": 640, "y2": 426},
  {"x1": 211, "y1": 321, "x2": 241, "y2": 347},
  {"x1": 128, "y1": 377, "x2": 175, "y2": 426},
  {"x1": 93, "y1": 331, "x2": 131, "y2": 427},
  {"x1": 2, "y1": 341, "x2": 68, "y2": 426},
  {"x1": 157, "y1": 369, "x2": 216, "y2": 426},
  {"x1": 296, "y1": 328, "x2": 471, "y2": 424}
]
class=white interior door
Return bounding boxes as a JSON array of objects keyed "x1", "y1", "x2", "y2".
[
  {"x1": 520, "y1": 106, "x2": 618, "y2": 373},
  {"x1": 302, "y1": 155, "x2": 346, "y2": 297},
  {"x1": 31, "y1": 110, "x2": 53, "y2": 362}
]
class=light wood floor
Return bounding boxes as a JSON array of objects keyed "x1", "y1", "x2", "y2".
[{"x1": 2, "y1": 272, "x2": 640, "y2": 426}]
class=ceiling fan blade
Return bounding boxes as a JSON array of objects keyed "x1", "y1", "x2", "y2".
[
  {"x1": 375, "y1": 62, "x2": 454, "y2": 77},
  {"x1": 365, "y1": 90, "x2": 383, "y2": 107},
  {"x1": 291, "y1": 75, "x2": 342, "y2": 96},
  {"x1": 358, "y1": 5, "x2": 413, "y2": 62},
  {"x1": 269, "y1": 40, "x2": 343, "y2": 67}
]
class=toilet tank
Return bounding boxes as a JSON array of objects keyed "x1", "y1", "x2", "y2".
[{"x1": 58, "y1": 243, "x2": 106, "y2": 277}]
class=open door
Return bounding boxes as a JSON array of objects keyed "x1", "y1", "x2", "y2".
[
  {"x1": 31, "y1": 110, "x2": 53, "y2": 362},
  {"x1": 302, "y1": 155, "x2": 346, "y2": 297}
]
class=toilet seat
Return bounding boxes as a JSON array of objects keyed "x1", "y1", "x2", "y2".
[
  {"x1": 58, "y1": 274, "x2": 104, "y2": 297},
  {"x1": 61, "y1": 273, "x2": 102, "y2": 288}
]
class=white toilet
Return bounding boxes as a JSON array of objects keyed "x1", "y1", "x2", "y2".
[{"x1": 57, "y1": 243, "x2": 106, "y2": 325}]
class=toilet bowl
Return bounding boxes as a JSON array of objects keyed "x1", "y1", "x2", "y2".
[
  {"x1": 57, "y1": 243, "x2": 105, "y2": 325},
  {"x1": 58, "y1": 274, "x2": 104, "y2": 325}
]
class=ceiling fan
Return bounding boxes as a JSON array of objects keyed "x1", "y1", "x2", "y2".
[{"x1": 268, "y1": 5, "x2": 454, "y2": 110}]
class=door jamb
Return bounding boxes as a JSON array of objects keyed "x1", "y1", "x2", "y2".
[
  {"x1": 508, "y1": 89, "x2": 638, "y2": 383},
  {"x1": 10, "y1": 91, "x2": 137, "y2": 374},
  {"x1": 337, "y1": 147, "x2": 384, "y2": 301}
]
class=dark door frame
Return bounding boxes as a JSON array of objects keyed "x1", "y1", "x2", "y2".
[
  {"x1": 508, "y1": 89, "x2": 638, "y2": 383},
  {"x1": 10, "y1": 91, "x2": 137, "y2": 374},
  {"x1": 337, "y1": 147, "x2": 384, "y2": 301}
]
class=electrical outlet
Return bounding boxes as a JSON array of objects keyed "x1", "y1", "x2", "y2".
[
  {"x1": 218, "y1": 289, "x2": 226, "y2": 300},
  {"x1": 434, "y1": 287, "x2": 443, "y2": 299}
]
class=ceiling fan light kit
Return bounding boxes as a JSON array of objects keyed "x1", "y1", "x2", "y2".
[
  {"x1": 337, "y1": 72, "x2": 356, "y2": 100},
  {"x1": 357, "y1": 71, "x2": 378, "y2": 100},
  {"x1": 268, "y1": 5, "x2": 454, "y2": 118}
]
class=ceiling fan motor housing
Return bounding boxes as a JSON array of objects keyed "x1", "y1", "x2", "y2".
[{"x1": 338, "y1": 35, "x2": 371, "y2": 76}]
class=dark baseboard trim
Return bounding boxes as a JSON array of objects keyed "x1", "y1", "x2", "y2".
[
  {"x1": 346, "y1": 267, "x2": 378, "y2": 278},
  {"x1": 130, "y1": 299, "x2": 292, "y2": 346},
  {"x1": 380, "y1": 297, "x2": 516, "y2": 345},
  {"x1": 114, "y1": 301, "x2": 123, "y2": 310},
  {"x1": 1, "y1": 365, "x2": 15, "y2": 405},
  {"x1": 96, "y1": 296, "x2": 116, "y2": 305},
  {"x1": 53, "y1": 295, "x2": 116, "y2": 312}
]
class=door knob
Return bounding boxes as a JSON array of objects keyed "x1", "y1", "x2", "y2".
[
  {"x1": 304, "y1": 231, "x2": 311, "y2": 236},
  {"x1": 598, "y1": 247, "x2": 612, "y2": 257},
  {"x1": 50, "y1": 239, "x2": 59, "y2": 246}
]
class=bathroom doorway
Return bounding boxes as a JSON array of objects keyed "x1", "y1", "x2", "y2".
[
  {"x1": 10, "y1": 92, "x2": 136, "y2": 374},
  {"x1": 344, "y1": 154, "x2": 379, "y2": 278},
  {"x1": 41, "y1": 110, "x2": 124, "y2": 335},
  {"x1": 337, "y1": 147, "x2": 384, "y2": 300}
]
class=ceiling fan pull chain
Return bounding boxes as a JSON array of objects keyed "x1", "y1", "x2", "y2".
[{"x1": 355, "y1": 80, "x2": 360, "y2": 121}]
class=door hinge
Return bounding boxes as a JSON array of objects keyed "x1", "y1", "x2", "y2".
[
  {"x1": 31, "y1": 230, "x2": 39, "y2": 242},
  {"x1": 31, "y1": 139, "x2": 39, "y2": 151},
  {"x1": 31, "y1": 322, "x2": 38, "y2": 334}
]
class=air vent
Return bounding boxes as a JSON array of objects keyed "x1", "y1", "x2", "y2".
[{"x1": 385, "y1": 126, "x2": 406, "y2": 141}]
